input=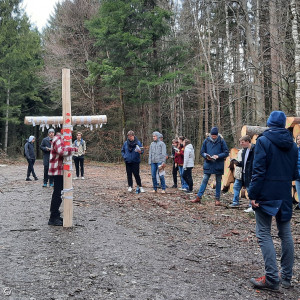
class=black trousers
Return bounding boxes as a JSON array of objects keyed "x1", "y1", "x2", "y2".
[
  {"x1": 172, "y1": 162, "x2": 179, "y2": 186},
  {"x1": 43, "y1": 164, "x2": 53, "y2": 184},
  {"x1": 125, "y1": 162, "x2": 142, "y2": 187},
  {"x1": 27, "y1": 158, "x2": 37, "y2": 178},
  {"x1": 50, "y1": 175, "x2": 63, "y2": 219},
  {"x1": 183, "y1": 167, "x2": 193, "y2": 192},
  {"x1": 74, "y1": 156, "x2": 84, "y2": 177}
]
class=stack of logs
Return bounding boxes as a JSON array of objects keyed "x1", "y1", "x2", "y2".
[{"x1": 220, "y1": 117, "x2": 300, "y2": 203}]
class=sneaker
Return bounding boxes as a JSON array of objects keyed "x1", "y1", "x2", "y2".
[
  {"x1": 244, "y1": 207, "x2": 254, "y2": 213},
  {"x1": 49, "y1": 183, "x2": 54, "y2": 187},
  {"x1": 48, "y1": 218, "x2": 63, "y2": 226},
  {"x1": 229, "y1": 203, "x2": 239, "y2": 208},
  {"x1": 25, "y1": 177, "x2": 32, "y2": 181},
  {"x1": 181, "y1": 188, "x2": 188, "y2": 192},
  {"x1": 178, "y1": 188, "x2": 185, "y2": 191},
  {"x1": 185, "y1": 190, "x2": 193, "y2": 195},
  {"x1": 128, "y1": 187, "x2": 133, "y2": 192},
  {"x1": 81, "y1": 177, "x2": 85, "y2": 180},
  {"x1": 171, "y1": 185, "x2": 177, "y2": 188},
  {"x1": 140, "y1": 187, "x2": 145, "y2": 193},
  {"x1": 34, "y1": 177, "x2": 38, "y2": 181},
  {"x1": 161, "y1": 190, "x2": 166, "y2": 194},
  {"x1": 42, "y1": 183, "x2": 47, "y2": 187},
  {"x1": 150, "y1": 190, "x2": 157, "y2": 193},
  {"x1": 73, "y1": 177, "x2": 79, "y2": 180},
  {"x1": 281, "y1": 279, "x2": 291, "y2": 289},
  {"x1": 250, "y1": 275, "x2": 279, "y2": 291}
]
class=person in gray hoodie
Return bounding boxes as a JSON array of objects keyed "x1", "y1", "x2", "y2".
[
  {"x1": 182, "y1": 139, "x2": 195, "y2": 194},
  {"x1": 24, "y1": 135, "x2": 38, "y2": 181},
  {"x1": 148, "y1": 131, "x2": 167, "y2": 193}
]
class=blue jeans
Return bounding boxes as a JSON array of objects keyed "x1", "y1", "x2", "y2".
[
  {"x1": 178, "y1": 166, "x2": 188, "y2": 189},
  {"x1": 295, "y1": 180, "x2": 300, "y2": 208},
  {"x1": 197, "y1": 173, "x2": 222, "y2": 199},
  {"x1": 232, "y1": 179, "x2": 242, "y2": 204},
  {"x1": 255, "y1": 208, "x2": 294, "y2": 283},
  {"x1": 151, "y1": 163, "x2": 166, "y2": 190}
]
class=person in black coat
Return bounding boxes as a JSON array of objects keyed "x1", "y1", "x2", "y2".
[
  {"x1": 249, "y1": 111, "x2": 298, "y2": 291},
  {"x1": 40, "y1": 128, "x2": 55, "y2": 187}
]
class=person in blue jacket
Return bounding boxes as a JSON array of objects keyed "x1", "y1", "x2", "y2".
[
  {"x1": 121, "y1": 130, "x2": 145, "y2": 193},
  {"x1": 249, "y1": 111, "x2": 298, "y2": 291},
  {"x1": 294, "y1": 134, "x2": 300, "y2": 210},
  {"x1": 192, "y1": 127, "x2": 229, "y2": 206}
]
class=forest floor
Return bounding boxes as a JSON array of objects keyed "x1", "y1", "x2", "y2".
[{"x1": 0, "y1": 159, "x2": 300, "y2": 300}]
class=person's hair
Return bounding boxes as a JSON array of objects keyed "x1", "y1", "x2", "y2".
[
  {"x1": 239, "y1": 135, "x2": 251, "y2": 143},
  {"x1": 127, "y1": 130, "x2": 135, "y2": 136},
  {"x1": 296, "y1": 134, "x2": 300, "y2": 141},
  {"x1": 172, "y1": 139, "x2": 178, "y2": 143},
  {"x1": 77, "y1": 132, "x2": 83, "y2": 136},
  {"x1": 184, "y1": 138, "x2": 191, "y2": 145},
  {"x1": 178, "y1": 136, "x2": 185, "y2": 141}
]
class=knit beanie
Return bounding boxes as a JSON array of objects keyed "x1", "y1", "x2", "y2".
[
  {"x1": 266, "y1": 111, "x2": 286, "y2": 128},
  {"x1": 48, "y1": 128, "x2": 55, "y2": 133},
  {"x1": 152, "y1": 131, "x2": 161, "y2": 138},
  {"x1": 28, "y1": 136, "x2": 35, "y2": 143},
  {"x1": 210, "y1": 127, "x2": 218, "y2": 135}
]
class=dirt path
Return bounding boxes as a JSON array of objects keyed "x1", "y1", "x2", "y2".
[{"x1": 0, "y1": 160, "x2": 299, "y2": 300}]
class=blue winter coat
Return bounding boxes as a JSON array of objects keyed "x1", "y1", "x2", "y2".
[
  {"x1": 248, "y1": 128, "x2": 298, "y2": 222},
  {"x1": 121, "y1": 138, "x2": 143, "y2": 163},
  {"x1": 200, "y1": 135, "x2": 229, "y2": 175}
]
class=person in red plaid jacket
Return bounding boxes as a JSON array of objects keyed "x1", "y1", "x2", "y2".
[{"x1": 48, "y1": 133, "x2": 77, "y2": 226}]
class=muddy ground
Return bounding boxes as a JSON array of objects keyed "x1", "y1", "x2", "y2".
[{"x1": 0, "y1": 159, "x2": 300, "y2": 300}]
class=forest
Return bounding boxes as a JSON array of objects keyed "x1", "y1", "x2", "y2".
[{"x1": 0, "y1": 0, "x2": 299, "y2": 162}]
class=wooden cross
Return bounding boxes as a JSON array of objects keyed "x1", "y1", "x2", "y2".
[{"x1": 24, "y1": 69, "x2": 107, "y2": 227}]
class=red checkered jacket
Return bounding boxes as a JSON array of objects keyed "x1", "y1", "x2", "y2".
[{"x1": 48, "y1": 134, "x2": 76, "y2": 176}]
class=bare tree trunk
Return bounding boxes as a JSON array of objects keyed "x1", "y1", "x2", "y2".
[
  {"x1": 225, "y1": 1, "x2": 236, "y2": 139},
  {"x1": 242, "y1": 0, "x2": 266, "y2": 125},
  {"x1": 291, "y1": 0, "x2": 300, "y2": 116},
  {"x1": 269, "y1": 0, "x2": 280, "y2": 110},
  {"x1": 205, "y1": 65, "x2": 209, "y2": 133},
  {"x1": 195, "y1": 74, "x2": 204, "y2": 163},
  {"x1": 4, "y1": 86, "x2": 10, "y2": 153},
  {"x1": 119, "y1": 85, "x2": 126, "y2": 143}
]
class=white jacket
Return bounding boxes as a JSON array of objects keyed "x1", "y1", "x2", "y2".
[
  {"x1": 234, "y1": 149, "x2": 243, "y2": 180},
  {"x1": 183, "y1": 144, "x2": 195, "y2": 169}
]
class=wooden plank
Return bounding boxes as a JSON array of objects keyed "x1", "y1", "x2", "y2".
[{"x1": 62, "y1": 69, "x2": 73, "y2": 228}]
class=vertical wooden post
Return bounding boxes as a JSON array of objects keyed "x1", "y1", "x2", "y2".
[{"x1": 62, "y1": 69, "x2": 73, "y2": 227}]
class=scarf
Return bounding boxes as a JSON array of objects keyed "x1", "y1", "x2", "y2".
[{"x1": 127, "y1": 137, "x2": 138, "y2": 152}]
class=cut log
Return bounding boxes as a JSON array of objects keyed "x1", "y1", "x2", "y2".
[
  {"x1": 293, "y1": 124, "x2": 300, "y2": 138},
  {"x1": 222, "y1": 157, "x2": 234, "y2": 190},
  {"x1": 228, "y1": 182, "x2": 234, "y2": 193},
  {"x1": 240, "y1": 125, "x2": 268, "y2": 138},
  {"x1": 24, "y1": 115, "x2": 107, "y2": 126},
  {"x1": 295, "y1": 191, "x2": 299, "y2": 203},
  {"x1": 240, "y1": 188, "x2": 246, "y2": 198},
  {"x1": 285, "y1": 117, "x2": 300, "y2": 128},
  {"x1": 251, "y1": 134, "x2": 258, "y2": 144},
  {"x1": 230, "y1": 148, "x2": 239, "y2": 159}
]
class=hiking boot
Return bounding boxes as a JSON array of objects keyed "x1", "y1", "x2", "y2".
[
  {"x1": 25, "y1": 177, "x2": 32, "y2": 181},
  {"x1": 281, "y1": 279, "x2": 291, "y2": 289},
  {"x1": 34, "y1": 177, "x2": 38, "y2": 181},
  {"x1": 215, "y1": 199, "x2": 221, "y2": 206},
  {"x1": 250, "y1": 275, "x2": 279, "y2": 291},
  {"x1": 43, "y1": 183, "x2": 47, "y2": 187},
  {"x1": 191, "y1": 196, "x2": 201, "y2": 203},
  {"x1": 48, "y1": 218, "x2": 63, "y2": 226}
]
